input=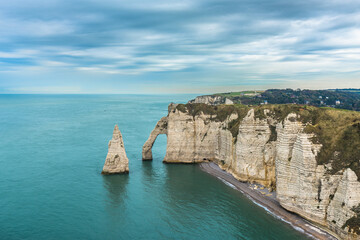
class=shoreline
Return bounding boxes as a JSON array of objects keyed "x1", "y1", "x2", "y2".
[{"x1": 199, "y1": 162, "x2": 339, "y2": 240}]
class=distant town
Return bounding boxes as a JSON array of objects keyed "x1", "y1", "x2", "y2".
[{"x1": 200, "y1": 89, "x2": 360, "y2": 111}]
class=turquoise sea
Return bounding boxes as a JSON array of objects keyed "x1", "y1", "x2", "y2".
[{"x1": 0, "y1": 95, "x2": 308, "y2": 240}]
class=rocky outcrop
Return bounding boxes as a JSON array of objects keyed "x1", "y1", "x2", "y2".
[
  {"x1": 102, "y1": 125, "x2": 129, "y2": 174},
  {"x1": 275, "y1": 115, "x2": 341, "y2": 225},
  {"x1": 327, "y1": 169, "x2": 360, "y2": 238},
  {"x1": 225, "y1": 98, "x2": 234, "y2": 104},
  {"x1": 163, "y1": 109, "x2": 236, "y2": 163},
  {"x1": 188, "y1": 95, "x2": 233, "y2": 105},
  {"x1": 232, "y1": 109, "x2": 276, "y2": 187},
  {"x1": 189, "y1": 95, "x2": 223, "y2": 105},
  {"x1": 154, "y1": 106, "x2": 276, "y2": 187},
  {"x1": 143, "y1": 103, "x2": 360, "y2": 239}
]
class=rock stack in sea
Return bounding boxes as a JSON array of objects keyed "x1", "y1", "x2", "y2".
[{"x1": 102, "y1": 125, "x2": 129, "y2": 174}]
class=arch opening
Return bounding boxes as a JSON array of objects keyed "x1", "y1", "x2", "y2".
[
  {"x1": 142, "y1": 117, "x2": 168, "y2": 160},
  {"x1": 151, "y1": 134, "x2": 167, "y2": 161}
]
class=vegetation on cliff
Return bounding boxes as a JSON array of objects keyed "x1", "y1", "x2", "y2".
[
  {"x1": 176, "y1": 103, "x2": 360, "y2": 178},
  {"x1": 303, "y1": 108, "x2": 360, "y2": 178}
]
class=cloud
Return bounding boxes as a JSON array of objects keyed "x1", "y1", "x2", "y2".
[
  {"x1": 0, "y1": 49, "x2": 39, "y2": 58},
  {"x1": 0, "y1": 0, "x2": 360, "y2": 93},
  {"x1": 0, "y1": 15, "x2": 76, "y2": 38}
]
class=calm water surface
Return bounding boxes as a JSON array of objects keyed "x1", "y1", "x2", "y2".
[{"x1": 0, "y1": 95, "x2": 308, "y2": 240}]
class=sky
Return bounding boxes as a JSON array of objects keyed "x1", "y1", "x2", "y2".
[{"x1": 0, "y1": 0, "x2": 360, "y2": 94}]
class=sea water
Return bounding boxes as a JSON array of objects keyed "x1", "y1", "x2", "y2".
[{"x1": 0, "y1": 94, "x2": 308, "y2": 240}]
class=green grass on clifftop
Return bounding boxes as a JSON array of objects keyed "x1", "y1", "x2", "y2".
[
  {"x1": 302, "y1": 108, "x2": 360, "y2": 178},
  {"x1": 176, "y1": 103, "x2": 360, "y2": 178}
]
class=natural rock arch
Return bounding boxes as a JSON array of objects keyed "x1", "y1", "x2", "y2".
[{"x1": 142, "y1": 117, "x2": 168, "y2": 160}]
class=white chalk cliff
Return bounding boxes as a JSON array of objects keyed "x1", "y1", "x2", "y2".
[
  {"x1": 102, "y1": 125, "x2": 129, "y2": 174},
  {"x1": 143, "y1": 103, "x2": 360, "y2": 239},
  {"x1": 189, "y1": 95, "x2": 233, "y2": 105},
  {"x1": 189, "y1": 95, "x2": 223, "y2": 105}
]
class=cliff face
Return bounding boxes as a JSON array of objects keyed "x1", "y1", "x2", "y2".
[
  {"x1": 233, "y1": 109, "x2": 276, "y2": 187},
  {"x1": 189, "y1": 95, "x2": 234, "y2": 105},
  {"x1": 189, "y1": 95, "x2": 223, "y2": 105},
  {"x1": 143, "y1": 103, "x2": 360, "y2": 239},
  {"x1": 165, "y1": 108, "x2": 235, "y2": 164},
  {"x1": 102, "y1": 125, "x2": 129, "y2": 174}
]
